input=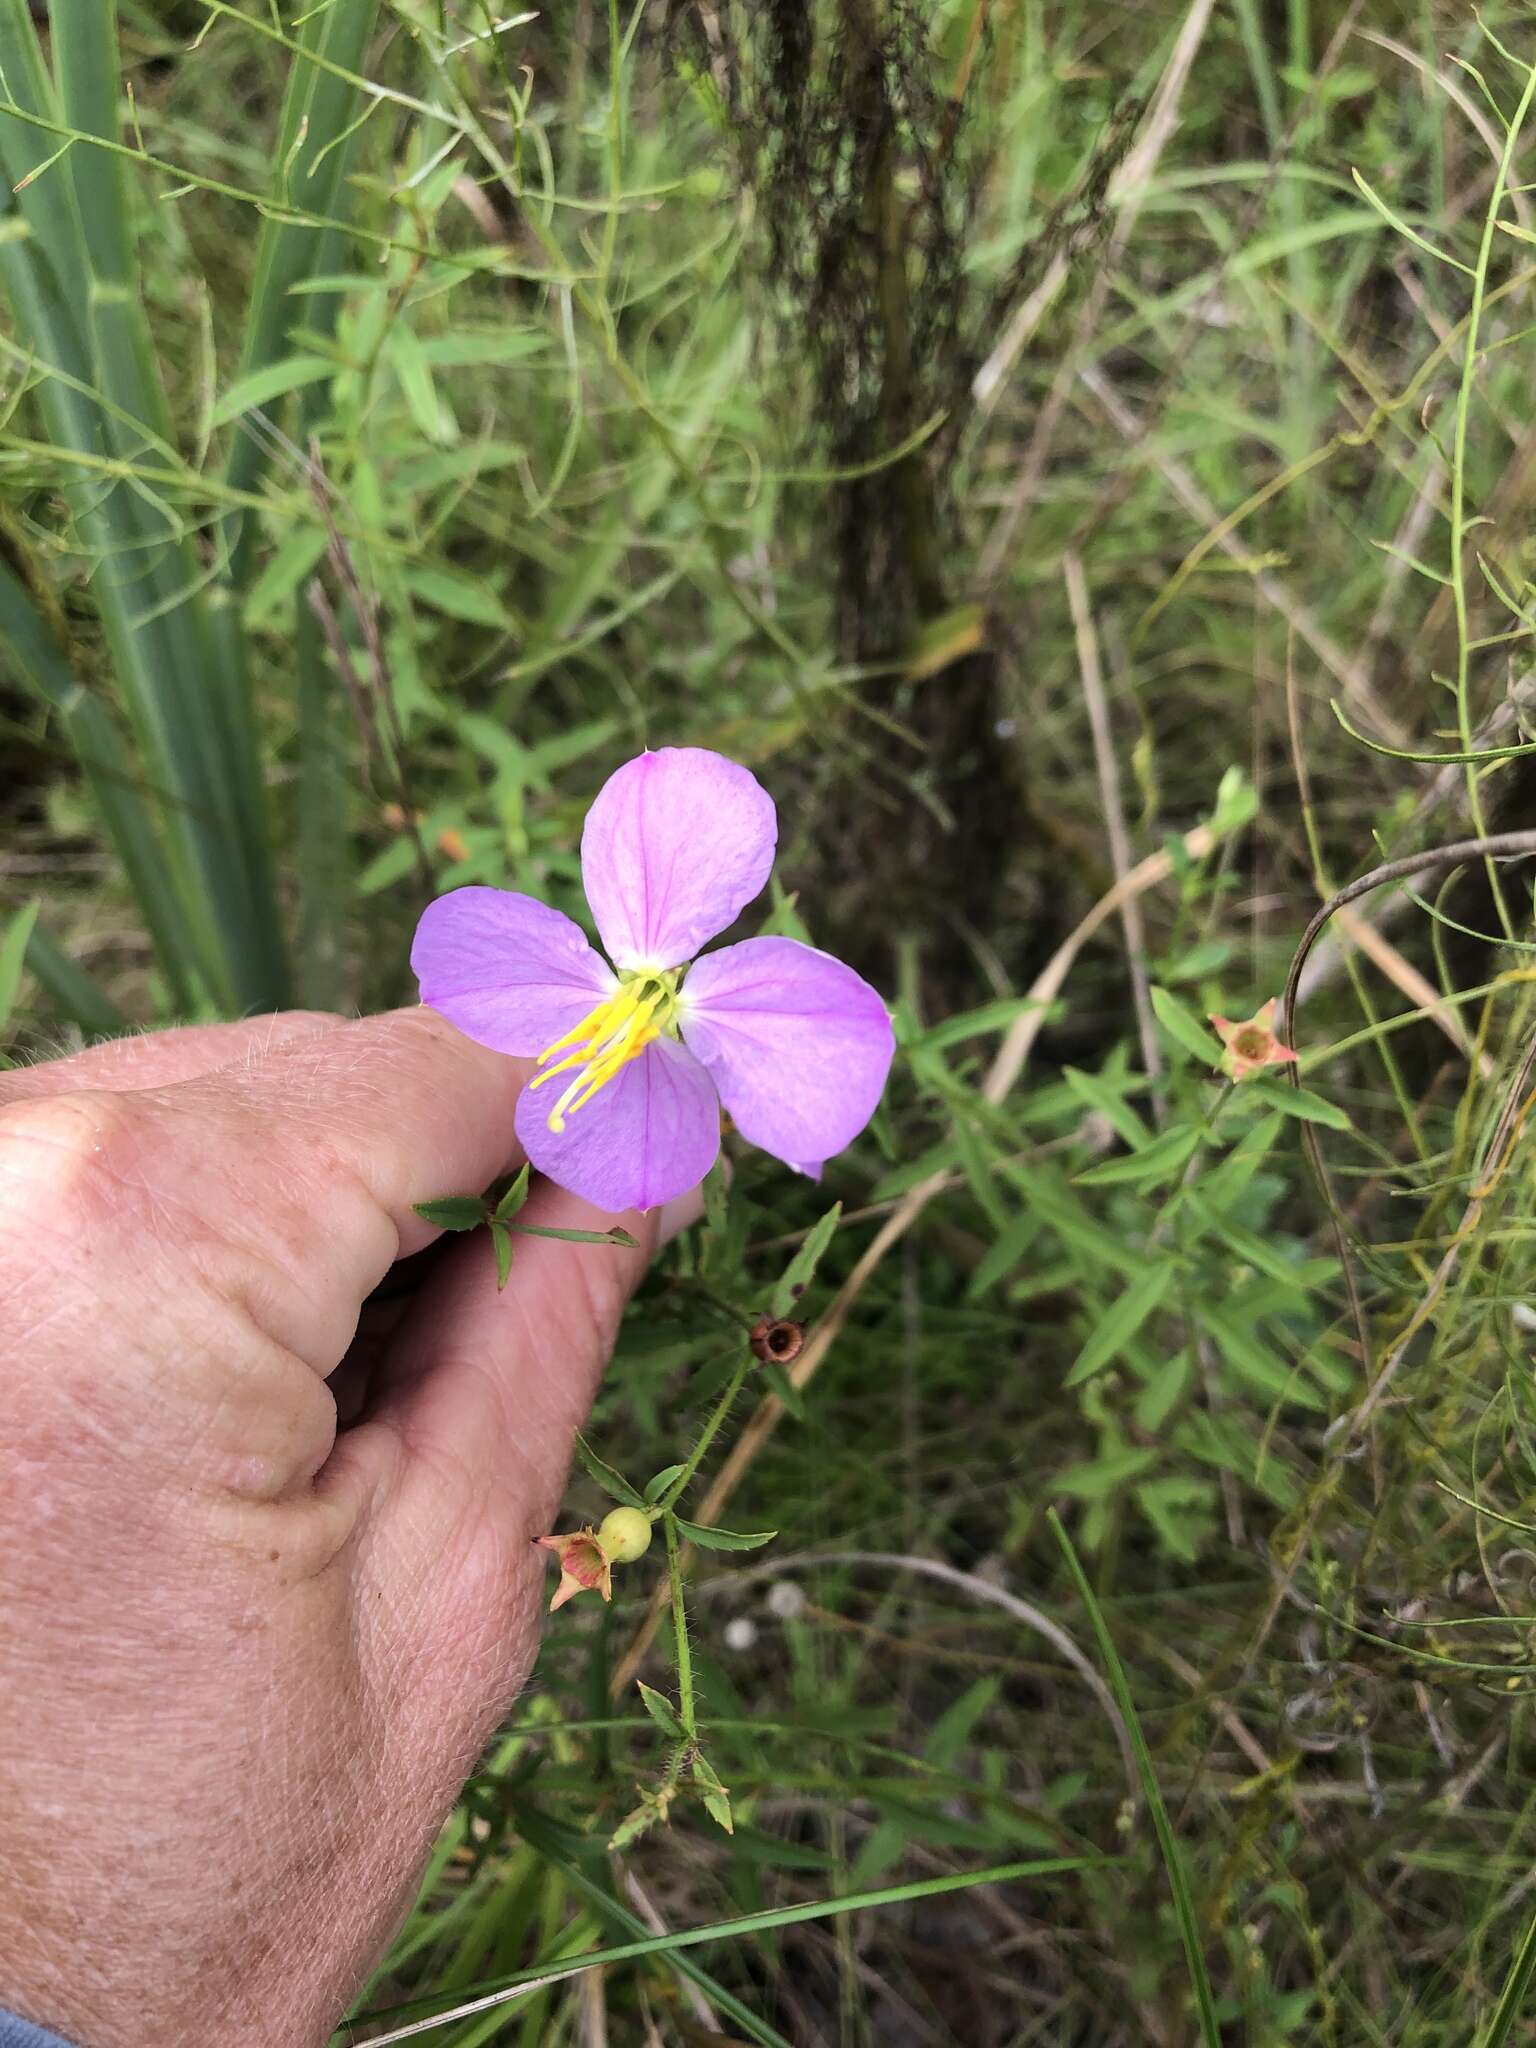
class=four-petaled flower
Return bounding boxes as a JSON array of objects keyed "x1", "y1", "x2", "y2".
[
  {"x1": 412, "y1": 748, "x2": 895, "y2": 1213},
  {"x1": 1210, "y1": 999, "x2": 1298, "y2": 1082}
]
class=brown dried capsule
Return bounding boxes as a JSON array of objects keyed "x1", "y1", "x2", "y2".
[{"x1": 749, "y1": 1315, "x2": 805, "y2": 1365}]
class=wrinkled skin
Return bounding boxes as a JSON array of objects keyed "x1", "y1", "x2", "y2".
[{"x1": 0, "y1": 1009, "x2": 694, "y2": 2047}]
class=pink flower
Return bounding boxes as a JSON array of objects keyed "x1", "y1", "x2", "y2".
[
  {"x1": 412, "y1": 749, "x2": 895, "y2": 1213},
  {"x1": 535, "y1": 1508, "x2": 653, "y2": 1611},
  {"x1": 1210, "y1": 999, "x2": 1299, "y2": 1082},
  {"x1": 535, "y1": 1528, "x2": 612, "y2": 1611}
]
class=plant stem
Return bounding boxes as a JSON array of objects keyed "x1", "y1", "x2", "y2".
[
  {"x1": 658, "y1": 1352, "x2": 754, "y2": 1513},
  {"x1": 663, "y1": 1512, "x2": 697, "y2": 1743}
]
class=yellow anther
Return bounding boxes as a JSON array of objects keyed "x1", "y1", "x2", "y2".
[{"x1": 533, "y1": 979, "x2": 675, "y2": 1132}]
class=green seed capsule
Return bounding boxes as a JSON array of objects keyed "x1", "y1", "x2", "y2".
[{"x1": 597, "y1": 1506, "x2": 653, "y2": 1563}]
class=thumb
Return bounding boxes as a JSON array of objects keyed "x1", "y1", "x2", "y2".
[{"x1": 345, "y1": 1173, "x2": 702, "y2": 1548}]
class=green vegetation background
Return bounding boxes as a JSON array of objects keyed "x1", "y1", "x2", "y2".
[{"x1": 7, "y1": 1, "x2": 1536, "y2": 2041}]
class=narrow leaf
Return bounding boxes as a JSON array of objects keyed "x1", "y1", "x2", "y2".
[
  {"x1": 511, "y1": 1222, "x2": 639, "y2": 1247},
  {"x1": 644, "y1": 1463, "x2": 687, "y2": 1504},
  {"x1": 0, "y1": 900, "x2": 39, "y2": 1036},
  {"x1": 572, "y1": 1432, "x2": 645, "y2": 1509},
  {"x1": 674, "y1": 1518, "x2": 778, "y2": 1552},
  {"x1": 1075, "y1": 1125, "x2": 1199, "y2": 1187},
  {"x1": 636, "y1": 1682, "x2": 683, "y2": 1741},
  {"x1": 1150, "y1": 985, "x2": 1224, "y2": 1066},
  {"x1": 413, "y1": 1195, "x2": 490, "y2": 1231},
  {"x1": 1066, "y1": 1263, "x2": 1177, "y2": 1387},
  {"x1": 490, "y1": 1219, "x2": 515, "y2": 1291},
  {"x1": 771, "y1": 1201, "x2": 841, "y2": 1318}
]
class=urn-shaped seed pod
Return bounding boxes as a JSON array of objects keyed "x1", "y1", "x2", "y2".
[{"x1": 749, "y1": 1316, "x2": 805, "y2": 1365}]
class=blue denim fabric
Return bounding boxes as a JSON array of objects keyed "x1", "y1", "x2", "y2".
[{"x1": 0, "y1": 2016, "x2": 74, "y2": 2048}]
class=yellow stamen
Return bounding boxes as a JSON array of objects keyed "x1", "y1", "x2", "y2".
[{"x1": 531, "y1": 976, "x2": 679, "y2": 1133}]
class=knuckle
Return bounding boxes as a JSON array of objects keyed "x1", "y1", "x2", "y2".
[{"x1": 0, "y1": 1088, "x2": 148, "y2": 1236}]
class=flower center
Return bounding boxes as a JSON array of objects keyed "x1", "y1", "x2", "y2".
[
  {"x1": 529, "y1": 969, "x2": 682, "y2": 1132},
  {"x1": 1232, "y1": 1027, "x2": 1269, "y2": 1059}
]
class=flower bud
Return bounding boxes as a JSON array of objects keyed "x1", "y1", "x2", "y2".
[{"x1": 597, "y1": 1506, "x2": 654, "y2": 1563}]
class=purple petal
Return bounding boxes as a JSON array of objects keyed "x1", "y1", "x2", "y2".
[
  {"x1": 412, "y1": 886, "x2": 616, "y2": 1056},
  {"x1": 679, "y1": 937, "x2": 894, "y2": 1169},
  {"x1": 581, "y1": 749, "x2": 777, "y2": 971},
  {"x1": 515, "y1": 1034, "x2": 721, "y2": 1212}
]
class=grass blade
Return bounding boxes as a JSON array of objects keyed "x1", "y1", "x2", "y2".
[
  {"x1": 22, "y1": 923, "x2": 127, "y2": 1038},
  {"x1": 1048, "y1": 1507, "x2": 1221, "y2": 2047},
  {"x1": 1478, "y1": 1905, "x2": 1536, "y2": 2048},
  {"x1": 347, "y1": 1854, "x2": 1110, "y2": 2043},
  {"x1": 0, "y1": 554, "x2": 199, "y2": 1006},
  {"x1": 224, "y1": 0, "x2": 380, "y2": 584}
]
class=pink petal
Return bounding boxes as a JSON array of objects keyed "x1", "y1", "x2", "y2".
[
  {"x1": 515, "y1": 1034, "x2": 721, "y2": 1212},
  {"x1": 412, "y1": 886, "x2": 616, "y2": 1055},
  {"x1": 581, "y1": 749, "x2": 777, "y2": 971},
  {"x1": 679, "y1": 937, "x2": 893, "y2": 1170}
]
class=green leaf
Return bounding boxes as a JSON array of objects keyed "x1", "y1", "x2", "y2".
[
  {"x1": 489, "y1": 1219, "x2": 514, "y2": 1291},
  {"x1": 1200, "y1": 1306, "x2": 1328, "y2": 1410},
  {"x1": 693, "y1": 1749, "x2": 734, "y2": 1834},
  {"x1": 402, "y1": 564, "x2": 518, "y2": 632},
  {"x1": 762, "y1": 1361, "x2": 805, "y2": 1419},
  {"x1": 1150, "y1": 985, "x2": 1224, "y2": 1067},
  {"x1": 572, "y1": 1432, "x2": 645, "y2": 1509},
  {"x1": 1048, "y1": 1510, "x2": 1222, "y2": 2048},
  {"x1": 357, "y1": 837, "x2": 417, "y2": 897},
  {"x1": 1062, "y1": 1065, "x2": 1153, "y2": 1148},
  {"x1": 674, "y1": 1518, "x2": 778, "y2": 1552},
  {"x1": 1075, "y1": 1125, "x2": 1199, "y2": 1187},
  {"x1": 510, "y1": 1222, "x2": 639, "y2": 1247},
  {"x1": 388, "y1": 326, "x2": 452, "y2": 444},
  {"x1": 210, "y1": 353, "x2": 335, "y2": 426},
  {"x1": 1065, "y1": 1263, "x2": 1177, "y2": 1387},
  {"x1": 770, "y1": 1202, "x2": 841, "y2": 1318},
  {"x1": 1241, "y1": 1075, "x2": 1352, "y2": 1130},
  {"x1": 925, "y1": 1677, "x2": 1001, "y2": 1769},
  {"x1": 701, "y1": 1155, "x2": 731, "y2": 1237},
  {"x1": 909, "y1": 995, "x2": 1044, "y2": 1054},
  {"x1": 1134, "y1": 1348, "x2": 1193, "y2": 1433},
  {"x1": 636, "y1": 1682, "x2": 683, "y2": 1741},
  {"x1": 413, "y1": 1194, "x2": 490, "y2": 1231},
  {"x1": 966, "y1": 1207, "x2": 1040, "y2": 1300},
  {"x1": 0, "y1": 900, "x2": 39, "y2": 1037},
  {"x1": 644, "y1": 1463, "x2": 687, "y2": 1504},
  {"x1": 493, "y1": 1163, "x2": 531, "y2": 1221},
  {"x1": 1135, "y1": 1476, "x2": 1216, "y2": 1564},
  {"x1": 1056, "y1": 1446, "x2": 1158, "y2": 1500}
]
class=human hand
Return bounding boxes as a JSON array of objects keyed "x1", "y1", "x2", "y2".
[{"x1": 0, "y1": 1009, "x2": 695, "y2": 2047}]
